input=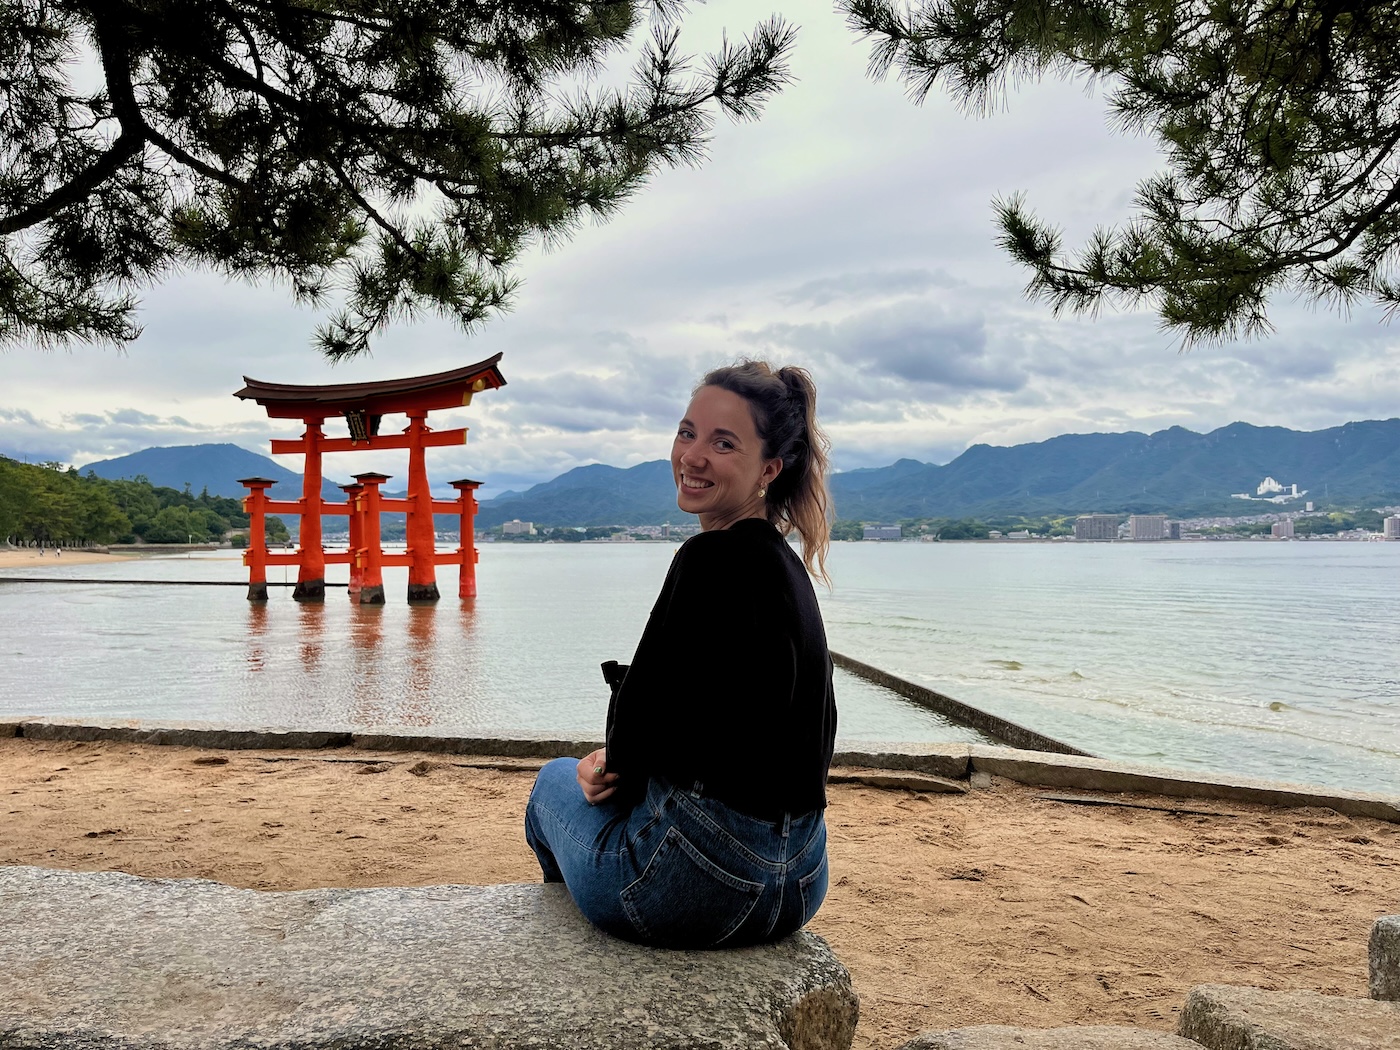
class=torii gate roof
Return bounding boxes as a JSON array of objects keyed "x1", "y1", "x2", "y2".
[{"x1": 234, "y1": 354, "x2": 506, "y2": 418}]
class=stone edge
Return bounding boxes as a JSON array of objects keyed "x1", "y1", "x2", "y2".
[
  {"x1": 10, "y1": 719, "x2": 1399, "y2": 822},
  {"x1": 1372, "y1": 915, "x2": 1400, "y2": 1001},
  {"x1": 969, "y1": 744, "x2": 1400, "y2": 823}
]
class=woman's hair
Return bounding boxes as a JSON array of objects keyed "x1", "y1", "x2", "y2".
[{"x1": 699, "y1": 360, "x2": 831, "y2": 583}]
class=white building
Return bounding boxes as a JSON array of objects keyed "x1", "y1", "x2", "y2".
[
  {"x1": 1385, "y1": 515, "x2": 1400, "y2": 540},
  {"x1": 1271, "y1": 519, "x2": 1295, "y2": 539},
  {"x1": 1128, "y1": 515, "x2": 1168, "y2": 541},
  {"x1": 501, "y1": 519, "x2": 535, "y2": 536},
  {"x1": 1232, "y1": 476, "x2": 1307, "y2": 503}
]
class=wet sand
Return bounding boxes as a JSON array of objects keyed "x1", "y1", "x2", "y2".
[
  {"x1": 0, "y1": 549, "x2": 136, "y2": 569},
  {"x1": 3, "y1": 736, "x2": 1395, "y2": 1048}
]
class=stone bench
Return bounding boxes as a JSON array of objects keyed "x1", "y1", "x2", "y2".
[
  {"x1": 0, "y1": 865, "x2": 858, "y2": 1050},
  {"x1": 1179, "y1": 984, "x2": 1400, "y2": 1049},
  {"x1": 897, "y1": 1027, "x2": 1201, "y2": 1049},
  {"x1": 1374, "y1": 915, "x2": 1400, "y2": 1002}
]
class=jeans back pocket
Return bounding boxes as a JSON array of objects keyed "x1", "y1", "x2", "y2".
[{"x1": 621, "y1": 826, "x2": 763, "y2": 949}]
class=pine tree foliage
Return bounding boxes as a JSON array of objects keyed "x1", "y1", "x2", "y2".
[
  {"x1": 842, "y1": 0, "x2": 1400, "y2": 343},
  {"x1": 0, "y1": 1, "x2": 794, "y2": 357}
]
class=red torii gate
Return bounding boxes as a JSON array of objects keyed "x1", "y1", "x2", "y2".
[{"x1": 233, "y1": 355, "x2": 506, "y2": 604}]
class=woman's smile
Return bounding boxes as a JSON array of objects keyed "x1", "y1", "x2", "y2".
[{"x1": 670, "y1": 385, "x2": 781, "y2": 531}]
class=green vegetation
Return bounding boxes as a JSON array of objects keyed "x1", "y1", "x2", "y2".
[
  {"x1": 831, "y1": 514, "x2": 1079, "y2": 540},
  {"x1": 0, "y1": 458, "x2": 288, "y2": 545},
  {"x1": 1295, "y1": 510, "x2": 1385, "y2": 535},
  {"x1": 490, "y1": 525, "x2": 629, "y2": 543},
  {"x1": 844, "y1": 0, "x2": 1400, "y2": 344}
]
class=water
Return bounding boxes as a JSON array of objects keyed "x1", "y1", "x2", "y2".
[
  {"x1": 1, "y1": 540, "x2": 1396, "y2": 795},
  {"x1": 820, "y1": 540, "x2": 1399, "y2": 795}
]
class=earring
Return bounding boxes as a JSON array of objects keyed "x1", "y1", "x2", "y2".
[{"x1": 758, "y1": 487, "x2": 767, "y2": 499}]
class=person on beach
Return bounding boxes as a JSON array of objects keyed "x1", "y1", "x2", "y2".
[{"x1": 524, "y1": 361, "x2": 838, "y2": 949}]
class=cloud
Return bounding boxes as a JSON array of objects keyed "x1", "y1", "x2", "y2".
[
  {"x1": 0, "y1": 404, "x2": 284, "y2": 469},
  {"x1": 775, "y1": 268, "x2": 961, "y2": 307},
  {"x1": 745, "y1": 301, "x2": 1024, "y2": 395}
]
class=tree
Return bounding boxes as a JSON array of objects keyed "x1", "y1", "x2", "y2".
[
  {"x1": 842, "y1": 0, "x2": 1400, "y2": 343},
  {"x1": 2, "y1": 1, "x2": 794, "y2": 357}
]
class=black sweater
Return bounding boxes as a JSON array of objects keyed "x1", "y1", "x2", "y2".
[{"x1": 604, "y1": 518, "x2": 837, "y2": 820}]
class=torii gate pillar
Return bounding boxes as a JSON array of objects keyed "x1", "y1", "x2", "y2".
[
  {"x1": 450, "y1": 478, "x2": 483, "y2": 599},
  {"x1": 293, "y1": 418, "x2": 327, "y2": 602},
  {"x1": 405, "y1": 410, "x2": 439, "y2": 603}
]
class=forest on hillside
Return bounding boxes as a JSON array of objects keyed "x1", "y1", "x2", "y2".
[{"x1": 0, "y1": 458, "x2": 288, "y2": 546}]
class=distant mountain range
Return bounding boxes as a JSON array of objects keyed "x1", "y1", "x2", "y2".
[
  {"x1": 57, "y1": 417, "x2": 1400, "y2": 526},
  {"x1": 477, "y1": 459, "x2": 690, "y2": 528},
  {"x1": 827, "y1": 418, "x2": 1400, "y2": 520},
  {"x1": 79, "y1": 443, "x2": 347, "y2": 504},
  {"x1": 478, "y1": 418, "x2": 1400, "y2": 525}
]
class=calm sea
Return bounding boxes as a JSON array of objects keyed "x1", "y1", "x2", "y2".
[{"x1": 0, "y1": 540, "x2": 1395, "y2": 795}]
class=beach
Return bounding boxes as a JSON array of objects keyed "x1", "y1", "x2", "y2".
[
  {"x1": 0, "y1": 549, "x2": 136, "y2": 569},
  {"x1": 3, "y1": 736, "x2": 1395, "y2": 1049}
]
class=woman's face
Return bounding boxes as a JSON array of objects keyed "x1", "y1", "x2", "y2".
[{"x1": 671, "y1": 385, "x2": 782, "y2": 531}]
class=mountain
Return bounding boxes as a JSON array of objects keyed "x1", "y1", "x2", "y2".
[
  {"x1": 472, "y1": 418, "x2": 1400, "y2": 526},
  {"x1": 475, "y1": 460, "x2": 696, "y2": 528},
  {"x1": 829, "y1": 419, "x2": 1400, "y2": 519},
  {"x1": 81, "y1": 443, "x2": 347, "y2": 504}
]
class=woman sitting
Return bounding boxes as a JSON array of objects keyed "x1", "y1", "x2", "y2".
[{"x1": 524, "y1": 360, "x2": 837, "y2": 949}]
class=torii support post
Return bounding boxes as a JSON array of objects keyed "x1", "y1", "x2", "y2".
[
  {"x1": 293, "y1": 419, "x2": 326, "y2": 602},
  {"x1": 340, "y1": 482, "x2": 365, "y2": 600},
  {"x1": 450, "y1": 479, "x2": 483, "y2": 599},
  {"x1": 239, "y1": 477, "x2": 278, "y2": 602},
  {"x1": 404, "y1": 411, "x2": 439, "y2": 603},
  {"x1": 355, "y1": 473, "x2": 389, "y2": 605}
]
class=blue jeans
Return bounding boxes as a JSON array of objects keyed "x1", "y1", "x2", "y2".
[{"x1": 524, "y1": 757, "x2": 829, "y2": 949}]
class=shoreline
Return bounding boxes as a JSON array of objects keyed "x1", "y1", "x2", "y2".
[
  {"x1": 3, "y1": 733, "x2": 1395, "y2": 1050},
  {"x1": 0, "y1": 549, "x2": 138, "y2": 569}
]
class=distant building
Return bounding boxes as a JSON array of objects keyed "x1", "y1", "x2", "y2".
[
  {"x1": 1385, "y1": 515, "x2": 1400, "y2": 540},
  {"x1": 501, "y1": 519, "x2": 535, "y2": 536},
  {"x1": 1271, "y1": 519, "x2": 1295, "y2": 539},
  {"x1": 1168, "y1": 522, "x2": 1182, "y2": 540},
  {"x1": 863, "y1": 525, "x2": 902, "y2": 541},
  {"x1": 1231, "y1": 476, "x2": 1307, "y2": 503},
  {"x1": 1074, "y1": 514, "x2": 1119, "y2": 541},
  {"x1": 1128, "y1": 514, "x2": 1168, "y2": 541}
]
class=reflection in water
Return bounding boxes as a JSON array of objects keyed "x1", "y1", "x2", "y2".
[
  {"x1": 348, "y1": 604, "x2": 386, "y2": 726},
  {"x1": 297, "y1": 602, "x2": 325, "y2": 672},
  {"x1": 400, "y1": 605, "x2": 437, "y2": 726},
  {"x1": 246, "y1": 603, "x2": 268, "y2": 673}
]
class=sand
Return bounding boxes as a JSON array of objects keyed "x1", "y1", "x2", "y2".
[
  {"x1": 4, "y1": 738, "x2": 1396, "y2": 1047},
  {"x1": 0, "y1": 549, "x2": 138, "y2": 569}
]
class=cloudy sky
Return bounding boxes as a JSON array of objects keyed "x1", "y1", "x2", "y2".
[{"x1": 3, "y1": 1, "x2": 1398, "y2": 499}]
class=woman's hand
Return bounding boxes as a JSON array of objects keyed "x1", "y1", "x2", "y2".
[{"x1": 577, "y1": 748, "x2": 620, "y2": 805}]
